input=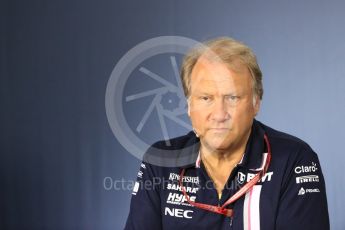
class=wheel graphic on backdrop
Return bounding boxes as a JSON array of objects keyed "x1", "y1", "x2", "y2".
[{"x1": 105, "y1": 36, "x2": 203, "y2": 167}]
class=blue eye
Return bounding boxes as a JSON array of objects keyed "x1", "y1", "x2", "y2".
[{"x1": 227, "y1": 95, "x2": 240, "y2": 102}]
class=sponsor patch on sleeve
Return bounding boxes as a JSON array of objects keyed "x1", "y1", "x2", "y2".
[{"x1": 132, "y1": 181, "x2": 140, "y2": 195}]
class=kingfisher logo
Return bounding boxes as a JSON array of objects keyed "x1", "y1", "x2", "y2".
[{"x1": 169, "y1": 173, "x2": 199, "y2": 184}]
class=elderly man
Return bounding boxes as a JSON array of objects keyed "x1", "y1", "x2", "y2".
[{"x1": 124, "y1": 37, "x2": 329, "y2": 229}]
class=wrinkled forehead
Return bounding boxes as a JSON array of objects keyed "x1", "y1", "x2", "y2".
[
  {"x1": 198, "y1": 51, "x2": 249, "y2": 73},
  {"x1": 190, "y1": 56, "x2": 253, "y2": 95},
  {"x1": 191, "y1": 54, "x2": 251, "y2": 80}
]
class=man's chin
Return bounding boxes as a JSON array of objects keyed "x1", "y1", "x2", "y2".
[{"x1": 202, "y1": 139, "x2": 232, "y2": 152}]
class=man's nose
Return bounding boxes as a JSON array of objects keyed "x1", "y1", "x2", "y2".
[{"x1": 210, "y1": 99, "x2": 230, "y2": 122}]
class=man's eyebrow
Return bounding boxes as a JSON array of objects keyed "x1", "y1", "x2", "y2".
[
  {"x1": 191, "y1": 91, "x2": 212, "y2": 96},
  {"x1": 193, "y1": 91, "x2": 210, "y2": 94},
  {"x1": 224, "y1": 92, "x2": 240, "y2": 96},
  {"x1": 191, "y1": 92, "x2": 240, "y2": 97}
]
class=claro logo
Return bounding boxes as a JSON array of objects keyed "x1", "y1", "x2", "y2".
[{"x1": 295, "y1": 162, "x2": 318, "y2": 174}]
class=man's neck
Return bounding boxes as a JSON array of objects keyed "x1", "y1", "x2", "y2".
[
  {"x1": 200, "y1": 146, "x2": 245, "y2": 197},
  {"x1": 200, "y1": 145, "x2": 245, "y2": 168},
  {"x1": 199, "y1": 132, "x2": 251, "y2": 195}
]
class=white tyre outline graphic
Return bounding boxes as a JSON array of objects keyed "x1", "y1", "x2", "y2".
[{"x1": 105, "y1": 36, "x2": 203, "y2": 167}]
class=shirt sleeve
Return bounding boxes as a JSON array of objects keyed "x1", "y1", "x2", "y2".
[
  {"x1": 124, "y1": 162, "x2": 163, "y2": 230},
  {"x1": 275, "y1": 144, "x2": 330, "y2": 230}
]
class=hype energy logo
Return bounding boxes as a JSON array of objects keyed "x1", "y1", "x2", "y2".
[{"x1": 105, "y1": 36, "x2": 203, "y2": 167}]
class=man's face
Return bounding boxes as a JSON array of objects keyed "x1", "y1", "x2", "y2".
[{"x1": 188, "y1": 57, "x2": 260, "y2": 153}]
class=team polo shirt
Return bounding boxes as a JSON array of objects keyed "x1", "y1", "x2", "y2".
[{"x1": 124, "y1": 120, "x2": 329, "y2": 230}]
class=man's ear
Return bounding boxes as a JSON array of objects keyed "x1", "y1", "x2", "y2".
[
  {"x1": 253, "y1": 96, "x2": 261, "y2": 116},
  {"x1": 187, "y1": 98, "x2": 191, "y2": 116}
]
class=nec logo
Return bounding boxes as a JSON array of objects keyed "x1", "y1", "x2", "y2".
[{"x1": 164, "y1": 207, "x2": 193, "y2": 219}]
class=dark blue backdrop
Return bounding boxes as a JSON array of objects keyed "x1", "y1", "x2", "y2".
[{"x1": 1, "y1": 0, "x2": 344, "y2": 229}]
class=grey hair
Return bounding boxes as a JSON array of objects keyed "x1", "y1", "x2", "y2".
[{"x1": 180, "y1": 37, "x2": 263, "y2": 102}]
